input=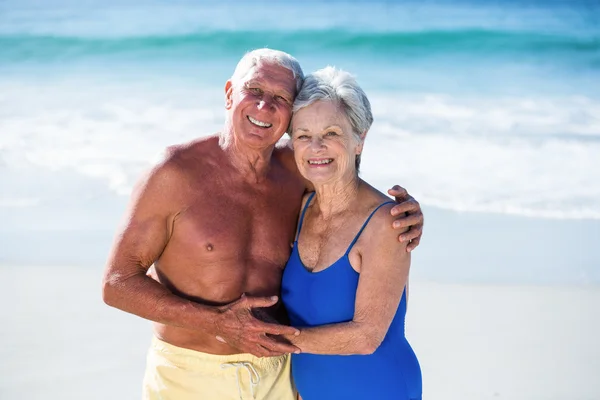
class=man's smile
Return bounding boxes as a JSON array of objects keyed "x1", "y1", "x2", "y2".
[{"x1": 247, "y1": 115, "x2": 272, "y2": 128}]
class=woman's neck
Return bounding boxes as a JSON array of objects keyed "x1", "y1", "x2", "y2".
[{"x1": 312, "y1": 175, "x2": 361, "y2": 220}]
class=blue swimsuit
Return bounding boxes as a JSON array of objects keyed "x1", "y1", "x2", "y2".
[{"x1": 281, "y1": 193, "x2": 422, "y2": 400}]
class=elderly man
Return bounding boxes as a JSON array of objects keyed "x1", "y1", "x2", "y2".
[{"x1": 102, "y1": 49, "x2": 423, "y2": 400}]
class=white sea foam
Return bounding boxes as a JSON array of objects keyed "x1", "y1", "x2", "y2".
[
  {"x1": 364, "y1": 94, "x2": 600, "y2": 220},
  {"x1": 1, "y1": 80, "x2": 599, "y2": 223}
]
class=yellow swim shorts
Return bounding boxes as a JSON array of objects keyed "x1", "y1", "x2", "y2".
[{"x1": 142, "y1": 336, "x2": 295, "y2": 400}]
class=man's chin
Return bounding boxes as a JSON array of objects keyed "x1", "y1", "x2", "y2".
[{"x1": 240, "y1": 130, "x2": 284, "y2": 148}]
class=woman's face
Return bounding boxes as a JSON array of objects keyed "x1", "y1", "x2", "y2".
[{"x1": 291, "y1": 100, "x2": 364, "y2": 186}]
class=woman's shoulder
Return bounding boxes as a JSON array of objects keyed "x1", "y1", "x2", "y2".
[
  {"x1": 363, "y1": 201, "x2": 396, "y2": 235},
  {"x1": 358, "y1": 182, "x2": 395, "y2": 218},
  {"x1": 356, "y1": 183, "x2": 402, "y2": 238}
]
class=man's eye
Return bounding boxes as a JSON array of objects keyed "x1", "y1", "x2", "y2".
[
  {"x1": 276, "y1": 95, "x2": 289, "y2": 103},
  {"x1": 297, "y1": 135, "x2": 309, "y2": 140},
  {"x1": 250, "y1": 88, "x2": 262, "y2": 94},
  {"x1": 325, "y1": 131, "x2": 338, "y2": 136}
]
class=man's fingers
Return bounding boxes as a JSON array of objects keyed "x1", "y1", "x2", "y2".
[
  {"x1": 243, "y1": 295, "x2": 279, "y2": 309},
  {"x1": 257, "y1": 321, "x2": 300, "y2": 337},
  {"x1": 393, "y1": 214, "x2": 423, "y2": 230},
  {"x1": 390, "y1": 199, "x2": 420, "y2": 216},
  {"x1": 251, "y1": 344, "x2": 273, "y2": 358},
  {"x1": 258, "y1": 336, "x2": 301, "y2": 355},
  {"x1": 407, "y1": 237, "x2": 421, "y2": 252},
  {"x1": 399, "y1": 225, "x2": 422, "y2": 243},
  {"x1": 387, "y1": 185, "x2": 407, "y2": 198},
  {"x1": 256, "y1": 343, "x2": 285, "y2": 358},
  {"x1": 248, "y1": 345, "x2": 268, "y2": 358}
]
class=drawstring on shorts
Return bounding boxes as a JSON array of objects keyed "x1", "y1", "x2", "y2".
[{"x1": 220, "y1": 361, "x2": 261, "y2": 399}]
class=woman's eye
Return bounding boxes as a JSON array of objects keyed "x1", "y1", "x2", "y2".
[
  {"x1": 325, "y1": 131, "x2": 338, "y2": 136},
  {"x1": 297, "y1": 135, "x2": 309, "y2": 140}
]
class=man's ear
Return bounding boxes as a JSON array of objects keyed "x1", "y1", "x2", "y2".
[{"x1": 225, "y1": 80, "x2": 233, "y2": 109}]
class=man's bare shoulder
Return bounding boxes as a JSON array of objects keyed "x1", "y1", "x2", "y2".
[
  {"x1": 160, "y1": 135, "x2": 221, "y2": 168},
  {"x1": 139, "y1": 135, "x2": 221, "y2": 195}
]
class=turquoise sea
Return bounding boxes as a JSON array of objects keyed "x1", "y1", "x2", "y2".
[{"x1": 1, "y1": 0, "x2": 599, "y2": 282}]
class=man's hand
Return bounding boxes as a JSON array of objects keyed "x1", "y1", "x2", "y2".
[
  {"x1": 387, "y1": 185, "x2": 424, "y2": 252},
  {"x1": 214, "y1": 294, "x2": 301, "y2": 357}
]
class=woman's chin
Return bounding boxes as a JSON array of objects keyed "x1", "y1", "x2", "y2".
[{"x1": 301, "y1": 170, "x2": 341, "y2": 187}]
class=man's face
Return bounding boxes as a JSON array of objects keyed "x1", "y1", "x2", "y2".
[{"x1": 225, "y1": 62, "x2": 296, "y2": 149}]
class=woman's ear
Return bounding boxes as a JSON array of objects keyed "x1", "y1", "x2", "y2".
[{"x1": 356, "y1": 130, "x2": 368, "y2": 154}]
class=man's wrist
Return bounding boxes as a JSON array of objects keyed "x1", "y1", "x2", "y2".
[{"x1": 178, "y1": 301, "x2": 222, "y2": 335}]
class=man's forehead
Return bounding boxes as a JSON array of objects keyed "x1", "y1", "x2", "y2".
[
  {"x1": 243, "y1": 63, "x2": 295, "y2": 87},
  {"x1": 254, "y1": 61, "x2": 292, "y2": 75}
]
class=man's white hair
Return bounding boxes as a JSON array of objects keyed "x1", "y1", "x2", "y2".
[{"x1": 230, "y1": 48, "x2": 304, "y2": 94}]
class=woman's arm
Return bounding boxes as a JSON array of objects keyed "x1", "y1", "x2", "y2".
[{"x1": 285, "y1": 203, "x2": 411, "y2": 355}]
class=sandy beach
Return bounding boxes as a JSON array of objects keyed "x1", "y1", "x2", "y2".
[
  {"x1": 1, "y1": 263, "x2": 599, "y2": 399},
  {"x1": 408, "y1": 282, "x2": 600, "y2": 400}
]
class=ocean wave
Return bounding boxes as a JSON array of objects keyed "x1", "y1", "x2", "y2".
[
  {"x1": 1, "y1": 29, "x2": 598, "y2": 64},
  {"x1": 1, "y1": 79, "x2": 599, "y2": 220}
]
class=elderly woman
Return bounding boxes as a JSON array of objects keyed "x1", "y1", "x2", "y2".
[{"x1": 281, "y1": 67, "x2": 422, "y2": 400}]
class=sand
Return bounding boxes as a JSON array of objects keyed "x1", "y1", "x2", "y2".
[
  {"x1": 407, "y1": 282, "x2": 600, "y2": 400},
  {"x1": 1, "y1": 265, "x2": 599, "y2": 399}
]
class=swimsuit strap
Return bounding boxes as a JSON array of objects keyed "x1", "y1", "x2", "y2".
[
  {"x1": 345, "y1": 200, "x2": 395, "y2": 255},
  {"x1": 295, "y1": 192, "x2": 316, "y2": 241}
]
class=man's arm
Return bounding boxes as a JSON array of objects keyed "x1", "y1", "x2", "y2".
[
  {"x1": 102, "y1": 156, "x2": 194, "y2": 324},
  {"x1": 102, "y1": 151, "x2": 299, "y2": 357}
]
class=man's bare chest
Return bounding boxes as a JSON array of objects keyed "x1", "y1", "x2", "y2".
[{"x1": 166, "y1": 186, "x2": 302, "y2": 262}]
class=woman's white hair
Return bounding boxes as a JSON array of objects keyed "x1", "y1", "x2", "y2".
[
  {"x1": 230, "y1": 48, "x2": 304, "y2": 94},
  {"x1": 292, "y1": 66, "x2": 373, "y2": 171}
]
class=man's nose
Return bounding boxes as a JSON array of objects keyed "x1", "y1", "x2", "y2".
[{"x1": 257, "y1": 95, "x2": 275, "y2": 110}]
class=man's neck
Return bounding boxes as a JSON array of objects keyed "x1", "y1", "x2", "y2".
[{"x1": 220, "y1": 131, "x2": 276, "y2": 183}]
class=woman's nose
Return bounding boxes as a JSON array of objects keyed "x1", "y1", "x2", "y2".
[{"x1": 310, "y1": 136, "x2": 325, "y2": 150}]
